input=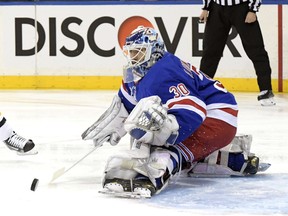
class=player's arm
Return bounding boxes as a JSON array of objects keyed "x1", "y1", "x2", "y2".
[{"x1": 117, "y1": 81, "x2": 137, "y2": 113}]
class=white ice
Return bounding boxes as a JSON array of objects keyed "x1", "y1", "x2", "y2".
[{"x1": 1, "y1": 90, "x2": 288, "y2": 216}]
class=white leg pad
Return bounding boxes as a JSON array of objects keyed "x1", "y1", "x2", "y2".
[
  {"x1": 103, "y1": 142, "x2": 150, "y2": 181},
  {"x1": 189, "y1": 134, "x2": 253, "y2": 177},
  {"x1": 104, "y1": 156, "x2": 141, "y2": 180},
  {"x1": 190, "y1": 163, "x2": 245, "y2": 177}
]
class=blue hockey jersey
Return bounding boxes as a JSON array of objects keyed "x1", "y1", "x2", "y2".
[{"x1": 118, "y1": 52, "x2": 238, "y2": 145}]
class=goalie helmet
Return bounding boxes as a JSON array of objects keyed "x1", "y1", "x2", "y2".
[{"x1": 123, "y1": 26, "x2": 165, "y2": 83}]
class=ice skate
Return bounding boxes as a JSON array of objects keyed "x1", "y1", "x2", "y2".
[
  {"x1": 258, "y1": 90, "x2": 276, "y2": 106},
  {"x1": 244, "y1": 155, "x2": 259, "y2": 175},
  {"x1": 4, "y1": 132, "x2": 37, "y2": 155},
  {"x1": 101, "y1": 177, "x2": 156, "y2": 198}
]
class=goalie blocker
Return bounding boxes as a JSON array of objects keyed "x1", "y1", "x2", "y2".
[{"x1": 81, "y1": 95, "x2": 128, "y2": 147}]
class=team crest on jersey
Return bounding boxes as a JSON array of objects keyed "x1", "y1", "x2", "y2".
[{"x1": 129, "y1": 85, "x2": 137, "y2": 98}]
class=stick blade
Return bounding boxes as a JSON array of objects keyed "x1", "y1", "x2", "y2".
[{"x1": 49, "y1": 167, "x2": 65, "y2": 184}]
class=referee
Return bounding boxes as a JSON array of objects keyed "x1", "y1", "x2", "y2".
[{"x1": 199, "y1": 0, "x2": 275, "y2": 106}]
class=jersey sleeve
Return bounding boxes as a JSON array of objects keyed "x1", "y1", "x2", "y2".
[
  {"x1": 249, "y1": 0, "x2": 261, "y2": 12},
  {"x1": 165, "y1": 95, "x2": 207, "y2": 144},
  {"x1": 202, "y1": 0, "x2": 212, "y2": 10}
]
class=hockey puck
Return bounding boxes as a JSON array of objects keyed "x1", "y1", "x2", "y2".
[{"x1": 30, "y1": 178, "x2": 39, "y2": 191}]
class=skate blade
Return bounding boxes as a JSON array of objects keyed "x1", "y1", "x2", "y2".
[
  {"x1": 99, "y1": 188, "x2": 151, "y2": 199},
  {"x1": 188, "y1": 173, "x2": 234, "y2": 178},
  {"x1": 260, "y1": 99, "x2": 276, "y2": 106},
  {"x1": 17, "y1": 150, "x2": 38, "y2": 156},
  {"x1": 258, "y1": 163, "x2": 271, "y2": 172}
]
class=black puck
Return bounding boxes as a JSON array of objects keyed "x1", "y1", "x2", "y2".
[{"x1": 30, "y1": 178, "x2": 39, "y2": 191}]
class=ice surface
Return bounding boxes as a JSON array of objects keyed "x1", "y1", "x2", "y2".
[{"x1": 1, "y1": 90, "x2": 287, "y2": 216}]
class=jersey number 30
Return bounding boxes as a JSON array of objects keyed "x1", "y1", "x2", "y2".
[{"x1": 169, "y1": 83, "x2": 190, "y2": 98}]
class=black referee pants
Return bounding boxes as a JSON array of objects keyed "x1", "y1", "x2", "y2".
[{"x1": 200, "y1": 2, "x2": 272, "y2": 91}]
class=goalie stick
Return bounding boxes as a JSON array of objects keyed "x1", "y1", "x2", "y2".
[{"x1": 49, "y1": 136, "x2": 109, "y2": 184}]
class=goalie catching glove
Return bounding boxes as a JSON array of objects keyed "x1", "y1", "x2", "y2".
[
  {"x1": 81, "y1": 95, "x2": 128, "y2": 146},
  {"x1": 124, "y1": 96, "x2": 179, "y2": 146}
]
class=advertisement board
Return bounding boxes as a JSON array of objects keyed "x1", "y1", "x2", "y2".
[{"x1": 0, "y1": 3, "x2": 286, "y2": 91}]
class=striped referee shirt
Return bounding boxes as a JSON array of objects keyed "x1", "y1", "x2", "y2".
[{"x1": 202, "y1": 0, "x2": 262, "y2": 12}]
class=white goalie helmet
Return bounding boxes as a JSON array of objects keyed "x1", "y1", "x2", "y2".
[{"x1": 123, "y1": 26, "x2": 165, "y2": 83}]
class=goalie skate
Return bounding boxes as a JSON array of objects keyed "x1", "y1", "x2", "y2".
[
  {"x1": 100, "y1": 178, "x2": 156, "y2": 199},
  {"x1": 258, "y1": 162, "x2": 271, "y2": 172},
  {"x1": 99, "y1": 187, "x2": 151, "y2": 199}
]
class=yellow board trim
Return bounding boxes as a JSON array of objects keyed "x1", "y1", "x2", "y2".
[
  {"x1": 216, "y1": 77, "x2": 282, "y2": 92},
  {"x1": 0, "y1": 76, "x2": 122, "y2": 90},
  {"x1": 0, "y1": 75, "x2": 286, "y2": 92}
]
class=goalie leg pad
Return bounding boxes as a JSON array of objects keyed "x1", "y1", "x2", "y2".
[
  {"x1": 103, "y1": 141, "x2": 151, "y2": 182},
  {"x1": 189, "y1": 134, "x2": 260, "y2": 177},
  {"x1": 103, "y1": 156, "x2": 140, "y2": 180},
  {"x1": 102, "y1": 149, "x2": 152, "y2": 197},
  {"x1": 102, "y1": 144, "x2": 182, "y2": 196},
  {"x1": 224, "y1": 134, "x2": 253, "y2": 154},
  {"x1": 132, "y1": 147, "x2": 181, "y2": 190}
]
